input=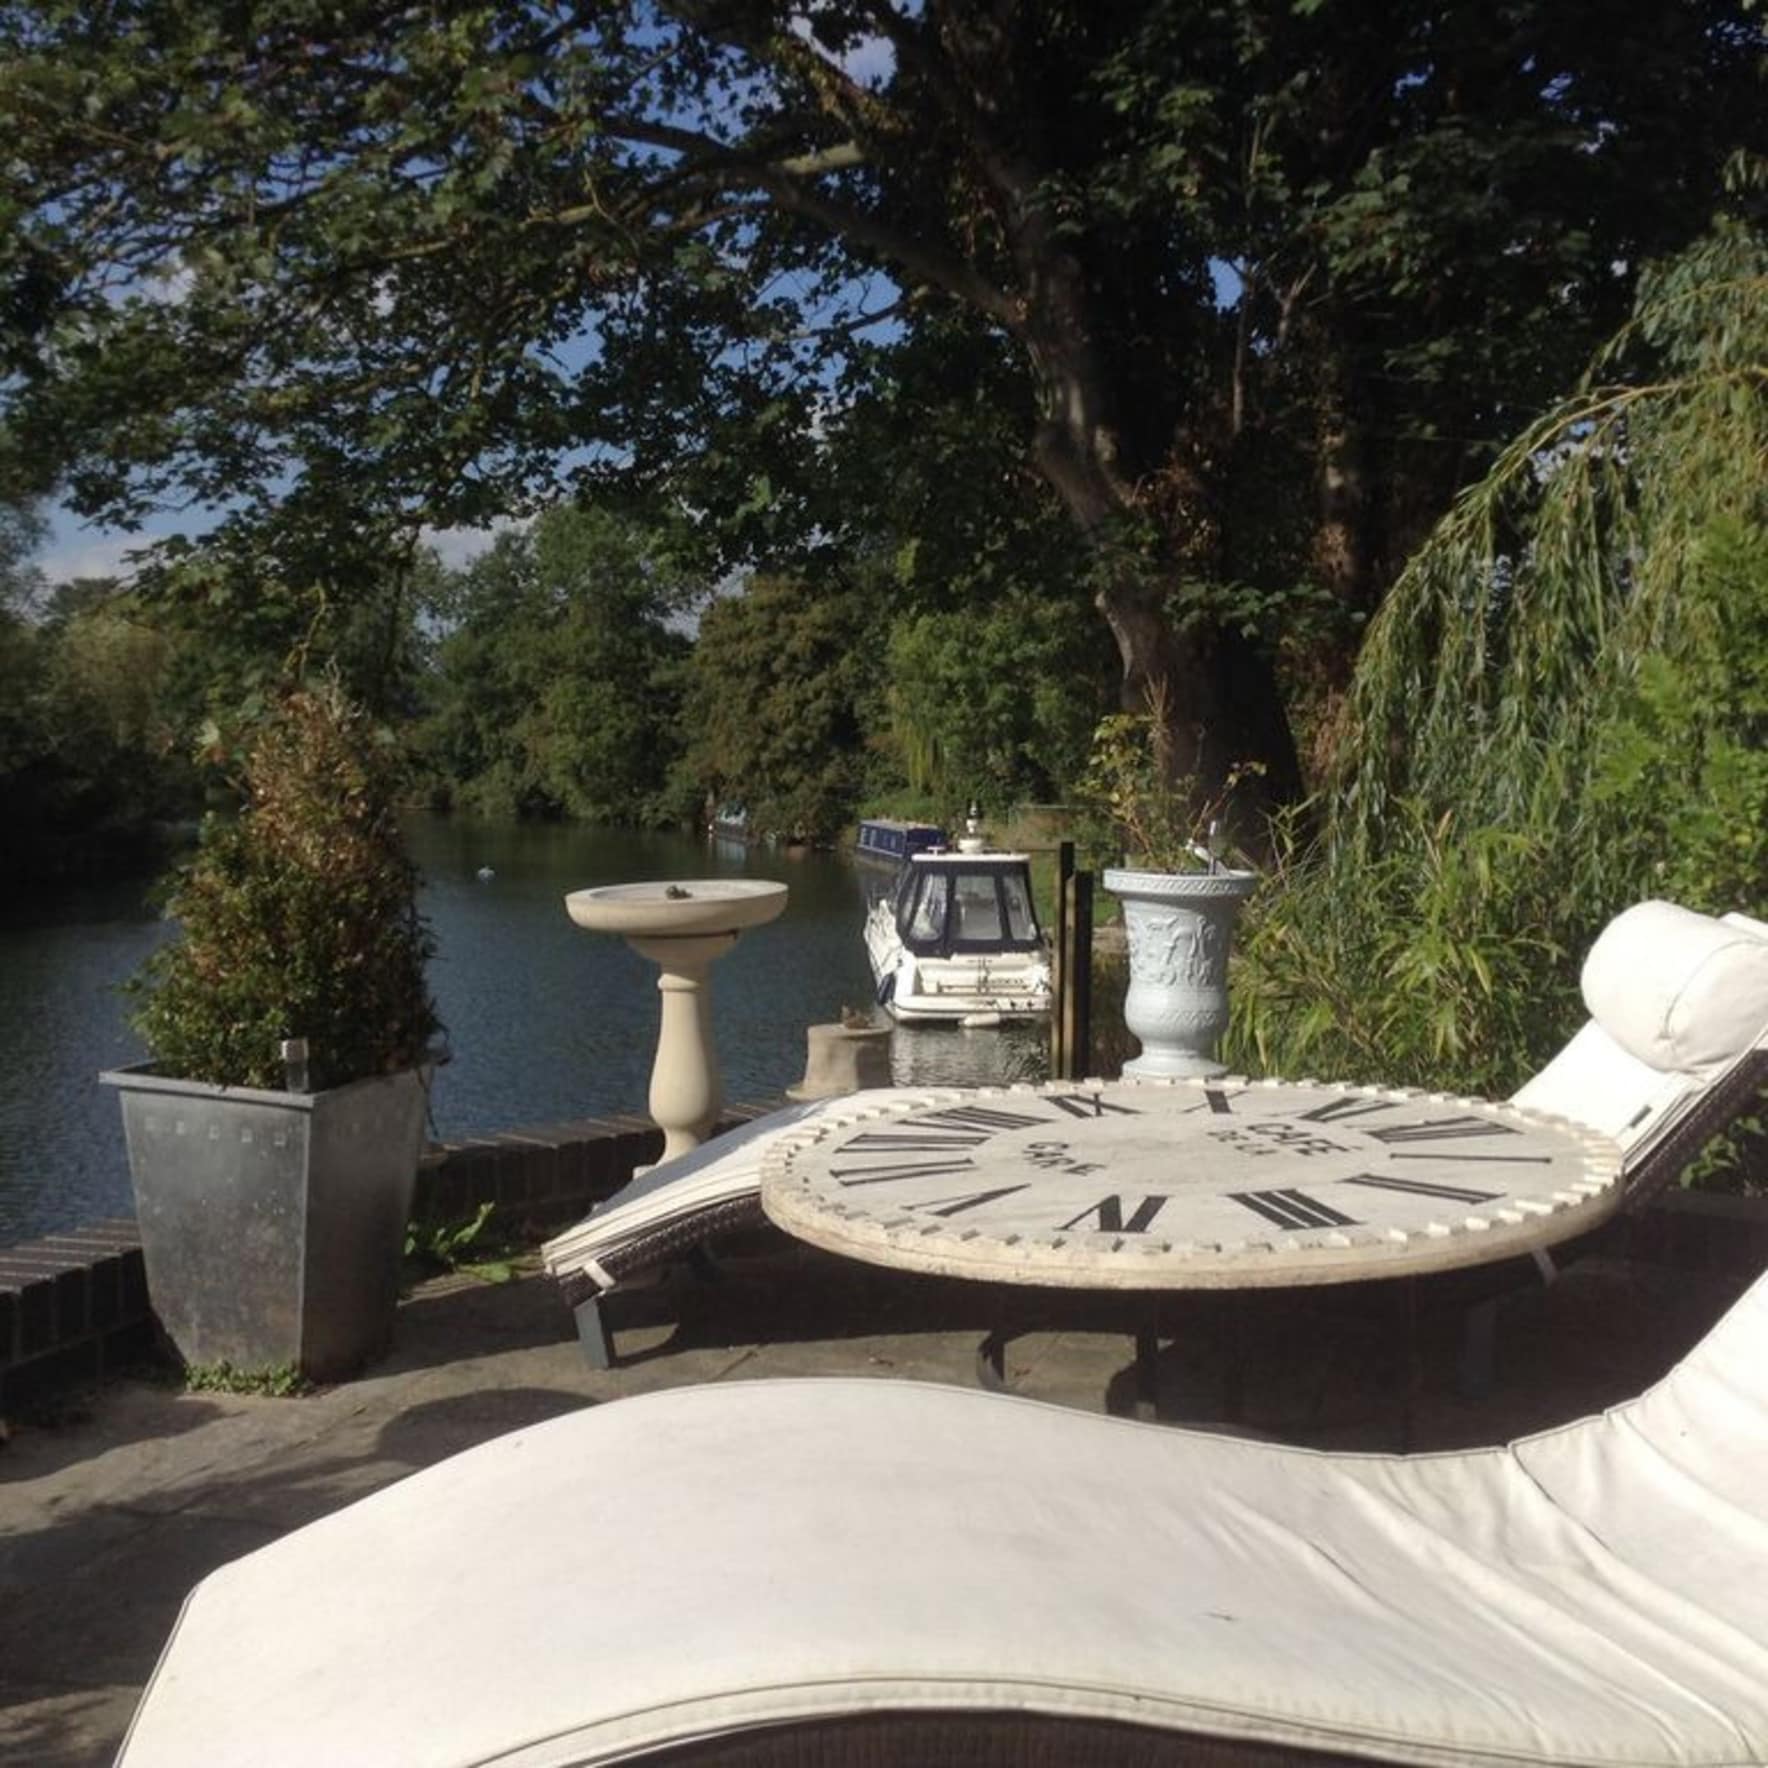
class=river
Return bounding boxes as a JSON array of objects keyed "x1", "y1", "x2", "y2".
[{"x1": 0, "y1": 816, "x2": 1048, "y2": 1244}]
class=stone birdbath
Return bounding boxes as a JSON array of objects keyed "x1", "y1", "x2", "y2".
[{"x1": 565, "y1": 879, "x2": 789, "y2": 1162}]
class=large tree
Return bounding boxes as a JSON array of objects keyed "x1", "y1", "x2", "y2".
[
  {"x1": 3, "y1": 1, "x2": 1758, "y2": 801},
  {"x1": 419, "y1": 503, "x2": 690, "y2": 820}
]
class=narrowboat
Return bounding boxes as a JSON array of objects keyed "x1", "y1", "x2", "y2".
[{"x1": 855, "y1": 817, "x2": 947, "y2": 866}]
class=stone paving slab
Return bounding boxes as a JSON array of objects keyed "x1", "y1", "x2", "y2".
[{"x1": 0, "y1": 1242, "x2": 1751, "y2": 1767}]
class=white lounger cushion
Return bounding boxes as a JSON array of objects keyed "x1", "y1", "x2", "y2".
[
  {"x1": 120, "y1": 1272, "x2": 1768, "y2": 1768},
  {"x1": 1513, "y1": 902, "x2": 1768, "y2": 1155},
  {"x1": 1581, "y1": 902, "x2": 1768, "y2": 1073},
  {"x1": 541, "y1": 1089, "x2": 968, "y2": 1290}
]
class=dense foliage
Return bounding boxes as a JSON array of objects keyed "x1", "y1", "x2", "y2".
[
  {"x1": 0, "y1": 553, "x2": 200, "y2": 886},
  {"x1": 677, "y1": 572, "x2": 874, "y2": 842},
  {"x1": 1229, "y1": 212, "x2": 1768, "y2": 1095},
  {"x1": 417, "y1": 506, "x2": 691, "y2": 822},
  {"x1": 130, "y1": 683, "x2": 440, "y2": 1091},
  {"x1": 4, "y1": 0, "x2": 1758, "y2": 812}
]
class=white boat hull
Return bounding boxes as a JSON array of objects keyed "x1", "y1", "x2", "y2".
[{"x1": 864, "y1": 904, "x2": 1050, "y2": 1026}]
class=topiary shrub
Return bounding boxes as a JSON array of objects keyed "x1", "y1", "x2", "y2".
[{"x1": 130, "y1": 680, "x2": 440, "y2": 1092}]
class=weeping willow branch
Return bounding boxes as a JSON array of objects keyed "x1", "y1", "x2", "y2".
[{"x1": 1336, "y1": 230, "x2": 1768, "y2": 854}]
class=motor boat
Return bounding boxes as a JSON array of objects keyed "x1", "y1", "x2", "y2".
[{"x1": 862, "y1": 808, "x2": 1051, "y2": 1027}]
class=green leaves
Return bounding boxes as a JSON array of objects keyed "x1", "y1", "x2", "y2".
[{"x1": 130, "y1": 680, "x2": 441, "y2": 1090}]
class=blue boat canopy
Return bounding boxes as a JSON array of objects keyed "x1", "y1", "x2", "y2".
[{"x1": 856, "y1": 819, "x2": 947, "y2": 864}]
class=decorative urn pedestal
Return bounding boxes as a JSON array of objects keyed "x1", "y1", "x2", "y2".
[
  {"x1": 565, "y1": 879, "x2": 789, "y2": 1162},
  {"x1": 100, "y1": 1064, "x2": 430, "y2": 1381},
  {"x1": 1101, "y1": 867, "x2": 1258, "y2": 1078}
]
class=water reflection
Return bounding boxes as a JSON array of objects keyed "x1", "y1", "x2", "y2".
[
  {"x1": 889, "y1": 1022, "x2": 1047, "y2": 1090},
  {"x1": 0, "y1": 817, "x2": 1054, "y2": 1242}
]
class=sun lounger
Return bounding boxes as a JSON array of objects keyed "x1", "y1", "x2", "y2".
[
  {"x1": 542, "y1": 1088, "x2": 970, "y2": 1366},
  {"x1": 1512, "y1": 903, "x2": 1768, "y2": 1199},
  {"x1": 116, "y1": 1263, "x2": 1768, "y2": 1766}
]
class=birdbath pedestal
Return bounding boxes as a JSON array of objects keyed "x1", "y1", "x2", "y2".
[{"x1": 565, "y1": 879, "x2": 789, "y2": 1163}]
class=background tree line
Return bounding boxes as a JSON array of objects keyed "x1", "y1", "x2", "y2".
[{"x1": 0, "y1": 490, "x2": 1119, "y2": 885}]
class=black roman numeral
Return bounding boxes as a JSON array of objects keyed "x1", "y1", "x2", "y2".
[
  {"x1": 1364, "y1": 1114, "x2": 1519, "y2": 1144},
  {"x1": 832, "y1": 1158, "x2": 977, "y2": 1187},
  {"x1": 1298, "y1": 1095, "x2": 1398, "y2": 1125},
  {"x1": 1182, "y1": 1086, "x2": 1242, "y2": 1115},
  {"x1": 917, "y1": 1185, "x2": 1031, "y2": 1218},
  {"x1": 840, "y1": 1130, "x2": 991, "y2": 1152},
  {"x1": 1059, "y1": 1194, "x2": 1169, "y2": 1234},
  {"x1": 1229, "y1": 1189, "x2": 1360, "y2": 1230},
  {"x1": 1340, "y1": 1172, "x2": 1504, "y2": 1204},
  {"x1": 908, "y1": 1104, "x2": 1054, "y2": 1135},
  {"x1": 1043, "y1": 1092, "x2": 1141, "y2": 1119}
]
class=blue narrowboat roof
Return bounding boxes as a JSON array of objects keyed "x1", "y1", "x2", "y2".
[{"x1": 856, "y1": 819, "x2": 947, "y2": 861}]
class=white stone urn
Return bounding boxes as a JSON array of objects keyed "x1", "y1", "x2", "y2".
[{"x1": 1101, "y1": 867, "x2": 1258, "y2": 1079}]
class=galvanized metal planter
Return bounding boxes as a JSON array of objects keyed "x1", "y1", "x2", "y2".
[
  {"x1": 1101, "y1": 867, "x2": 1258, "y2": 1079},
  {"x1": 100, "y1": 1064, "x2": 430, "y2": 1381}
]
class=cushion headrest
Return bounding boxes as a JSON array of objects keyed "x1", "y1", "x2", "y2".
[{"x1": 1583, "y1": 901, "x2": 1768, "y2": 1073}]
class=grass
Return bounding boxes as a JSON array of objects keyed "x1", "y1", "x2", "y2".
[{"x1": 182, "y1": 1360, "x2": 312, "y2": 1398}]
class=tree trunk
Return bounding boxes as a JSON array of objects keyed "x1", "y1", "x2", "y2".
[{"x1": 1026, "y1": 334, "x2": 1301, "y2": 815}]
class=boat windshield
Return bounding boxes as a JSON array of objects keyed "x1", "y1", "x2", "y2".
[
  {"x1": 907, "y1": 871, "x2": 950, "y2": 943},
  {"x1": 895, "y1": 861, "x2": 1042, "y2": 955},
  {"x1": 1000, "y1": 870, "x2": 1038, "y2": 942},
  {"x1": 953, "y1": 872, "x2": 1003, "y2": 942}
]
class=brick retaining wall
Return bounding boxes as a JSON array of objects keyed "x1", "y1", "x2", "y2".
[
  {"x1": 0, "y1": 1102, "x2": 781, "y2": 1408},
  {"x1": 3, "y1": 1114, "x2": 1762, "y2": 1410}
]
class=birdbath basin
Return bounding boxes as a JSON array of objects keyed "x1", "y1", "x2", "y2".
[
  {"x1": 564, "y1": 880, "x2": 789, "y2": 1162},
  {"x1": 565, "y1": 879, "x2": 789, "y2": 940}
]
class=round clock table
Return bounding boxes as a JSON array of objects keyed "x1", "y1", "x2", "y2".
[{"x1": 759, "y1": 1077, "x2": 1623, "y2": 1424}]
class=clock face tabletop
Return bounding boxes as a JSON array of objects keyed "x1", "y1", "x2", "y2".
[{"x1": 758, "y1": 1078, "x2": 1623, "y2": 1290}]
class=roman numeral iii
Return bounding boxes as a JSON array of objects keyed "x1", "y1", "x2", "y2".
[{"x1": 1229, "y1": 1190, "x2": 1359, "y2": 1231}]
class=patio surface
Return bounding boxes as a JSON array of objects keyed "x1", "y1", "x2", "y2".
[{"x1": 0, "y1": 1236, "x2": 1751, "y2": 1767}]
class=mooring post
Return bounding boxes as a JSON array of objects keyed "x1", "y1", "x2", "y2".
[{"x1": 1051, "y1": 841, "x2": 1075, "y2": 1077}]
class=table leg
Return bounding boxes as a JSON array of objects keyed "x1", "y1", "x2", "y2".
[
  {"x1": 1220, "y1": 1291, "x2": 1248, "y2": 1424},
  {"x1": 1398, "y1": 1277, "x2": 1420, "y2": 1452},
  {"x1": 1134, "y1": 1302, "x2": 1161, "y2": 1421},
  {"x1": 976, "y1": 1327, "x2": 1010, "y2": 1393}
]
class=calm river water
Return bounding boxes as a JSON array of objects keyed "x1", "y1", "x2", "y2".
[{"x1": 0, "y1": 817, "x2": 1047, "y2": 1244}]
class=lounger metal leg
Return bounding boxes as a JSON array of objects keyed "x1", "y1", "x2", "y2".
[
  {"x1": 976, "y1": 1328, "x2": 1010, "y2": 1392},
  {"x1": 1134, "y1": 1307, "x2": 1161, "y2": 1422},
  {"x1": 1219, "y1": 1292, "x2": 1246, "y2": 1425},
  {"x1": 1398, "y1": 1278, "x2": 1420, "y2": 1453},
  {"x1": 574, "y1": 1293, "x2": 616, "y2": 1371}
]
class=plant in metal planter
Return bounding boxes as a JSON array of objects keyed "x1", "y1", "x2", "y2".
[
  {"x1": 1080, "y1": 706, "x2": 1259, "y2": 1079},
  {"x1": 103, "y1": 681, "x2": 441, "y2": 1382}
]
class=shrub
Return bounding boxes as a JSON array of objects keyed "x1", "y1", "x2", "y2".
[
  {"x1": 1227, "y1": 803, "x2": 1574, "y2": 1098},
  {"x1": 129, "y1": 681, "x2": 440, "y2": 1091}
]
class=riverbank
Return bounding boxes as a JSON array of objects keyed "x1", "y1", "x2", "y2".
[{"x1": 2, "y1": 817, "x2": 1055, "y2": 1242}]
